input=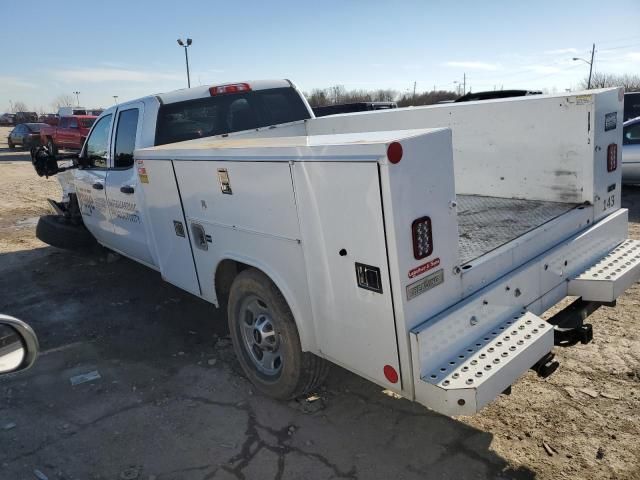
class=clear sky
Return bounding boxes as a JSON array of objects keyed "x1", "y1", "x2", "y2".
[{"x1": 2, "y1": 0, "x2": 639, "y2": 112}]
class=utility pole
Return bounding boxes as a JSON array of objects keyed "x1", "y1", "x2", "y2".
[
  {"x1": 413, "y1": 81, "x2": 416, "y2": 101},
  {"x1": 113, "y1": 96, "x2": 119, "y2": 105},
  {"x1": 573, "y1": 44, "x2": 596, "y2": 89},
  {"x1": 73, "y1": 91, "x2": 81, "y2": 106},
  {"x1": 463, "y1": 73, "x2": 466, "y2": 95},
  {"x1": 588, "y1": 43, "x2": 595, "y2": 89}
]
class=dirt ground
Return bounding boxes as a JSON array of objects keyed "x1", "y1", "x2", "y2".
[{"x1": 0, "y1": 125, "x2": 638, "y2": 480}]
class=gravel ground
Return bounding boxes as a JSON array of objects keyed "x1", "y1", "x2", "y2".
[{"x1": 0, "y1": 126, "x2": 638, "y2": 480}]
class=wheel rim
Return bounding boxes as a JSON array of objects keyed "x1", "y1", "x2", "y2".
[{"x1": 238, "y1": 295, "x2": 283, "y2": 376}]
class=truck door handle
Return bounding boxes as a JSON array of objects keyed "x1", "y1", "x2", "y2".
[
  {"x1": 120, "y1": 185, "x2": 135, "y2": 194},
  {"x1": 92, "y1": 182, "x2": 104, "y2": 190}
]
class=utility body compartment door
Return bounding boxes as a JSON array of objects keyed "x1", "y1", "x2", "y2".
[
  {"x1": 293, "y1": 162, "x2": 401, "y2": 389},
  {"x1": 135, "y1": 159, "x2": 201, "y2": 295}
]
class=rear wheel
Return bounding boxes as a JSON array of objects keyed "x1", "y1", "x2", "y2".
[
  {"x1": 227, "y1": 268, "x2": 329, "y2": 399},
  {"x1": 8, "y1": 139, "x2": 15, "y2": 149}
]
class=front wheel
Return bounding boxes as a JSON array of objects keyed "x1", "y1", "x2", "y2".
[{"x1": 227, "y1": 268, "x2": 329, "y2": 399}]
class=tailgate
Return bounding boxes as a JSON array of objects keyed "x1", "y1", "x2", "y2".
[{"x1": 410, "y1": 209, "x2": 637, "y2": 415}]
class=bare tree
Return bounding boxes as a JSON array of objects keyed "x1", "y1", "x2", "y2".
[
  {"x1": 12, "y1": 101, "x2": 28, "y2": 112},
  {"x1": 51, "y1": 94, "x2": 75, "y2": 111},
  {"x1": 396, "y1": 90, "x2": 458, "y2": 107},
  {"x1": 581, "y1": 72, "x2": 640, "y2": 92}
]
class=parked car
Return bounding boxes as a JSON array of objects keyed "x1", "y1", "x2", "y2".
[
  {"x1": 455, "y1": 90, "x2": 542, "y2": 102},
  {"x1": 313, "y1": 102, "x2": 397, "y2": 117},
  {"x1": 40, "y1": 115, "x2": 97, "y2": 153},
  {"x1": 14, "y1": 111, "x2": 38, "y2": 123},
  {"x1": 7, "y1": 123, "x2": 48, "y2": 149},
  {"x1": 0, "y1": 113, "x2": 15, "y2": 126},
  {"x1": 622, "y1": 116, "x2": 640, "y2": 184}
]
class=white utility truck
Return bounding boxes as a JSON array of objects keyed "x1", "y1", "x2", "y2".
[{"x1": 35, "y1": 83, "x2": 638, "y2": 416}]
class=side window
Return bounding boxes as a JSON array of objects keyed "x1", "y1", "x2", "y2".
[
  {"x1": 85, "y1": 114, "x2": 112, "y2": 168},
  {"x1": 69, "y1": 117, "x2": 78, "y2": 129},
  {"x1": 113, "y1": 109, "x2": 139, "y2": 169},
  {"x1": 59, "y1": 117, "x2": 69, "y2": 128},
  {"x1": 623, "y1": 124, "x2": 640, "y2": 145}
]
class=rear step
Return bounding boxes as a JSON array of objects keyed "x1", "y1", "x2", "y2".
[
  {"x1": 414, "y1": 312, "x2": 554, "y2": 416},
  {"x1": 568, "y1": 239, "x2": 640, "y2": 302}
]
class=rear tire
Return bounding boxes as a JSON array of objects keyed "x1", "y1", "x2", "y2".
[
  {"x1": 36, "y1": 215, "x2": 96, "y2": 250},
  {"x1": 227, "y1": 268, "x2": 329, "y2": 400},
  {"x1": 8, "y1": 140, "x2": 15, "y2": 149}
]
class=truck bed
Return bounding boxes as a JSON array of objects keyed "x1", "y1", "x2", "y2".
[{"x1": 457, "y1": 195, "x2": 579, "y2": 264}]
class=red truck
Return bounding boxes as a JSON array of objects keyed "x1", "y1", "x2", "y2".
[{"x1": 40, "y1": 115, "x2": 96, "y2": 153}]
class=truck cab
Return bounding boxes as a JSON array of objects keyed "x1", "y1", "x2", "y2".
[{"x1": 65, "y1": 79, "x2": 313, "y2": 267}]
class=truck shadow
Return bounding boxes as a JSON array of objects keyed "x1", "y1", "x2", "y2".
[{"x1": 0, "y1": 245, "x2": 535, "y2": 479}]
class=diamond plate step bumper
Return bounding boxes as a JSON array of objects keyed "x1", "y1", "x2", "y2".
[
  {"x1": 568, "y1": 239, "x2": 640, "y2": 302},
  {"x1": 414, "y1": 312, "x2": 554, "y2": 416}
]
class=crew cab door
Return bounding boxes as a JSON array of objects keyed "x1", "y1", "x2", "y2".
[
  {"x1": 104, "y1": 103, "x2": 155, "y2": 267},
  {"x1": 74, "y1": 113, "x2": 113, "y2": 244}
]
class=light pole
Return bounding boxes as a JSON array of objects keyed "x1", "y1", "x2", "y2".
[
  {"x1": 113, "y1": 96, "x2": 119, "y2": 105},
  {"x1": 453, "y1": 73, "x2": 467, "y2": 96},
  {"x1": 573, "y1": 43, "x2": 595, "y2": 89},
  {"x1": 177, "y1": 38, "x2": 192, "y2": 88},
  {"x1": 73, "y1": 91, "x2": 81, "y2": 106}
]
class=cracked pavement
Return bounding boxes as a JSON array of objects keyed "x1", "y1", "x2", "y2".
[{"x1": 0, "y1": 242, "x2": 531, "y2": 480}]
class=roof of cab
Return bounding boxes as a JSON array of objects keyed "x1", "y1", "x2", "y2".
[{"x1": 157, "y1": 79, "x2": 293, "y2": 105}]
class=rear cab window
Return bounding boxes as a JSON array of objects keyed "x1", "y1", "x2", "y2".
[{"x1": 154, "y1": 87, "x2": 310, "y2": 146}]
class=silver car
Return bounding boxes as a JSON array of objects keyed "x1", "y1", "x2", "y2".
[{"x1": 622, "y1": 117, "x2": 640, "y2": 184}]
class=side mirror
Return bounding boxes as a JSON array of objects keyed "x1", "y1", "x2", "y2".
[{"x1": 0, "y1": 315, "x2": 39, "y2": 375}]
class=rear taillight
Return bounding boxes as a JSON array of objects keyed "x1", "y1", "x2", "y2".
[
  {"x1": 607, "y1": 144, "x2": 617, "y2": 172},
  {"x1": 412, "y1": 216, "x2": 433, "y2": 260},
  {"x1": 209, "y1": 83, "x2": 251, "y2": 96}
]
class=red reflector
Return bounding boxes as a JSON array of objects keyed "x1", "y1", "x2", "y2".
[
  {"x1": 607, "y1": 144, "x2": 618, "y2": 172},
  {"x1": 383, "y1": 365, "x2": 399, "y2": 384},
  {"x1": 209, "y1": 83, "x2": 251, "y2": 96},
  {"x1": 412, "y1": 216, "x2": 433, "y2": 260},
  {"x1": 387, "y1": 142, "x2": 403, "y2": 164}
]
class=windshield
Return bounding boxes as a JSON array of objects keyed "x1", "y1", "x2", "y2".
[{"x1": 155, "y1": 87, "x2": 310, "y2": 146}]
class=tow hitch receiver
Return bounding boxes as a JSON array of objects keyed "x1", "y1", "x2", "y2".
[
  {"x1": 531, "y1": 352, "x2": 559, "y2": 378},
  {"x1": 547, "y1": 298, "x2": 613, "y2": 347}
]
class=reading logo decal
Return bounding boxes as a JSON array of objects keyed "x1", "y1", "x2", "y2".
[{"x1": 406, "y1": 269, "x2": 444, "y2": 301}]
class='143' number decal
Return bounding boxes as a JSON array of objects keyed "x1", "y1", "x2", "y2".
[{"x1": 603, "y1": 194, "x2": 615, "y2": 211}]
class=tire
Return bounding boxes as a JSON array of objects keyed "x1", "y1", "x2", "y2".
[
  {"x1": 8, "y1": 139, "x2": 15, "y2": 149},
  {"x1": 46, "y1": 138, "x2": 57, "y2": 155},
  {"x1": 36, "y1": 215, "x2": 96, "y2": 250},
  {"x1": 227, "y1": 268, "x2": 329, "y2": 399}
]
